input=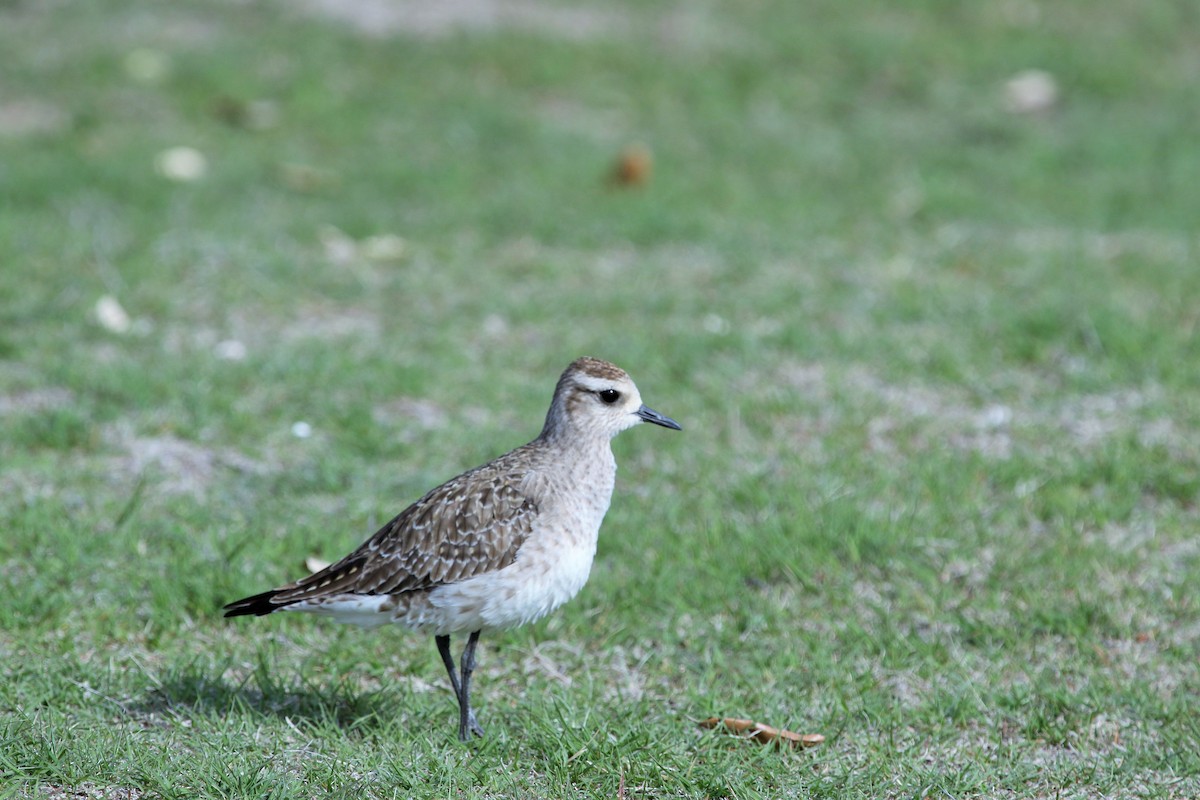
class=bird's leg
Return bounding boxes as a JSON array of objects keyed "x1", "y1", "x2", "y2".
[
  {"x1": 436, "y1": 634, "x2": 464, "y2": 703},
  {"x1": 437, "y1": 633, "x2": 484, "y2": 741},
  {"x1": 458, "y1": 630, "x2": 485, "y2": 740}
]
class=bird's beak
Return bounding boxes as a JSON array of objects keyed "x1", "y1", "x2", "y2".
[{"x1": 635, "y1": 405, "x2": 682, "y2": 430}]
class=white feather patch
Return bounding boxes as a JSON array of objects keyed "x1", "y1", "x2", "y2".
[{"x1": 286, "y1": 595, "x2": 393, "y2": 628}]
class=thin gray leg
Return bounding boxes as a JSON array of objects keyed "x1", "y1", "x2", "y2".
[
  {"x1": 436, "y1": 635, "x2": 462, "y2": 701},
  {"x1": 458, "y1": 630, "x2": 485, "y2": 741}
]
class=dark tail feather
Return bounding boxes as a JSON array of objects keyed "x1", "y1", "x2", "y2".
[
  {"x1": 223, "y1": 589, "x2": 294, "y2": 618},
  {"x1": 224, "y1": 554, "x2": 370, "y2": 618}
]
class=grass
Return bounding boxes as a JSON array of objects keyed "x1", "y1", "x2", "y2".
[{"x1": 2, "y1": 0, "x2": 1199, "y2": 797}]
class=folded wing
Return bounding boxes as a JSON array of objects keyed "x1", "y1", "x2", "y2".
[{"x1": 223, "y1": 456, "x2": 539, "y2": 617}]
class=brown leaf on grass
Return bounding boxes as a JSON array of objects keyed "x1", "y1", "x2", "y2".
[
  {"x1": 699, "y1": 717, "x2": 824, "y2": 749},
  {"x1": 609, "y1": 144, "x2": 652, "y2": 187}
]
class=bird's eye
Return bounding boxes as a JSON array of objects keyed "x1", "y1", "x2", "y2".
[{"x1": 598, "y1": 389, "x2": 621, "y2": 405}]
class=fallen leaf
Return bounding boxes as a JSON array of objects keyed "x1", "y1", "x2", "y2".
[
  {"x1": 699, "y1": 717, "x2": 824, "y2": 749},
  {"x1": 609, "y1": 144, "x2": 652, "y2": 187}
]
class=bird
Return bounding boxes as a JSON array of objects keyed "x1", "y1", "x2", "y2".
[{"x1": 224, "y1": 357, "x2": 682, "y2": 742}]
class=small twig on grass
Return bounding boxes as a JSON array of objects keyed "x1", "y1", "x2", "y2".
[{"x1": 699, "y1": 717, "x2": 825, "y2": 749}]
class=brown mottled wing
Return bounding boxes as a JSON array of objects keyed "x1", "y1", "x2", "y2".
[
  {"x1": 356, "y1": 466, "x2": 538, "y2": 593},
  {"x1": 227, "y1": 451, "x2": 540, "y2": 614}
]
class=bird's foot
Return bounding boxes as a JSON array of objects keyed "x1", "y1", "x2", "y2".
[{"x1": 457, "y1": 709, "x2": 485, "y2": 742}]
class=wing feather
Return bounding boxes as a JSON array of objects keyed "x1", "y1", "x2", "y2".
[{"x1": 223, "y1": 447, "x2": 541, "y2": 616}]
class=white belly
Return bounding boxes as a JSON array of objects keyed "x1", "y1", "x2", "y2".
[{"x1": 420, "y1": 532, "x2": 597, "y2": 634}]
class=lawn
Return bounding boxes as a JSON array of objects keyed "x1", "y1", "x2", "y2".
[{"x1": 2, "y1": 0, "x2": 1199, "y2": 797}]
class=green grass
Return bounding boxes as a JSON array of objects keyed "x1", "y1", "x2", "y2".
[{"x1": 3, "y1": 0, "x2": 1199, "y2": 797}]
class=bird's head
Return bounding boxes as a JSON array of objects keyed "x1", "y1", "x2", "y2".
[{"x1": 542, "y1": 357, "x2": 682, "y2": 442}]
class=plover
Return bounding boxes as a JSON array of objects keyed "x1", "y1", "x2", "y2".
[{"x1": 224, "y1": 357, "x2": 681, "y2": 741}]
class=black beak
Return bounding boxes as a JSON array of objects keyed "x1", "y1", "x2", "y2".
[{"x1": 635, "y1": 404, "x2": 682, "y2": 431}]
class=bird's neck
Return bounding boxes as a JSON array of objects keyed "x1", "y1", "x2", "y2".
[{"x1": 537, "y1": 424, "x2": 610, "y2": 455}]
